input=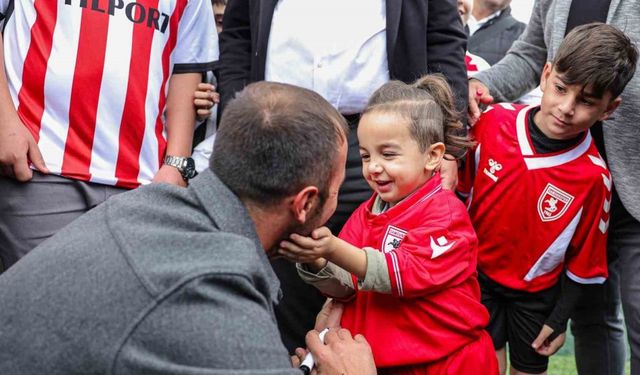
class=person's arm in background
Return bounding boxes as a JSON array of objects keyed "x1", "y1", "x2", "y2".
[
  {"x1": 154, "y1": 0, "x2": 218, "y2": 185},
  {"x1": 426, "y1": 0, "x2": 469, "y2": 189},
  {"x1": 426, "y1": 0, "x2": 469, "y2": 129},
  {"x1": 469, "y1": 0, "x2": 550, "y2": 123},
  {"x1": 217, "y1": 0, "x2": 252, "y2": 119},
  {"x1": 0, "y1": 35, "x2": 49, "y2": 181},
  {"x1": 153, "y1": 73, "x2": 201, "y2": 186}
]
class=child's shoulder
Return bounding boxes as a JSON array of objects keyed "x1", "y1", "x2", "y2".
[
  {"x1": 415, "y1": 188, "x2": 472, "y2": 229},
  {"x1": 473, "y1": 103, "x2": 529, "y2": 133}
]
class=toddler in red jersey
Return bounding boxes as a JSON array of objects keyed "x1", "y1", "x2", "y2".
[
  {"x1": 278, "y1": 75, "x2": 498, "y2": 374},
  {"x1": 457, "y1": 24, "x2": 638, "y2": 375}
]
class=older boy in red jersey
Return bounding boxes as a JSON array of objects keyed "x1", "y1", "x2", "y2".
[{"x1": 458, "y1": 23, "x2": 638, "y2": 375}]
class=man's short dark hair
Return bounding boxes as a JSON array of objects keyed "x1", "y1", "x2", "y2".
[
  {"x1": 212, "y1": 0, "x2": 227, "y2": 6},
  {"x1": 553, "y1": 23, "x2": 638, "y2": 99},
  {"x1": 211, "y1": 82, "x2": 348, "y2": 207}
]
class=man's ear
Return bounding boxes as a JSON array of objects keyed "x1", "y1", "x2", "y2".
[
  {"x1": 425, "y1": 142, "x2": 446, "y2": 173},
  {"x1": 599, "y1": 97, "x2": 622, "y2": 122},
  {"x1": 539, "y1": 62, "x2": 553, "y2": 91},
  {"x1": 290, "y1": 186, "x2": 320, "y2": 223}
]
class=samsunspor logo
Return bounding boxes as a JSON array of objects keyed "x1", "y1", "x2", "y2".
[{"x1": 64, "y1": 0, "x2": 171, "y2": 33}]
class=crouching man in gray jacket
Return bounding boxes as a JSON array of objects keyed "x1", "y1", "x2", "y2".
[{"x1": 0, "y1": 82, "x2": 376, "y2": 375}]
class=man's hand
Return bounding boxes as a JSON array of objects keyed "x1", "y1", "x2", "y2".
[
  {"x1": 0, "y1": 118, "x2": 48, "y2": 181},
  {"x1": 305, "y1": 329, "x2": 376, "y2": 375},
  {"x1": 315, "y1": 299, "x2": 344, "y2": 331},
  {"x1": 532, "y1": 324, "x2": 566, "y2": 356},
  {"x1": 152, "y1": 164, "x2": 187, "y2": 187},
  {"x1": 193, "y1": 83, "x2": 219, "y2": 121},
  {"x1": 468, "y1": 79, "x2": 494, "y2": 126},
  {"x1": 278, "y1": 227, "x2": 335, "y2": 263},
  {"x1": 439, "y1": 157, "x2": 459, "y2": 190}
]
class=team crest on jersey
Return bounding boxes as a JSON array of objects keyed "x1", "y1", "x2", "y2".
[
  {"x1": 382, "y1": 226, "x2": 407, "y2": 253},
  {"x1": 537, "y1": 183, "x2": 574, "y2": 222}
]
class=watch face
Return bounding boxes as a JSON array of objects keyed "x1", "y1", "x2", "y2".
[{"x1": 183, "y1": 158, "x2": 198, "y2": 179}]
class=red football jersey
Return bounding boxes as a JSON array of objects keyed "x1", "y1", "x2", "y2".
[
  {"x1": 2, "y1": 0, "x2": 217, "y2": 188},
  {"x1": 338, "y1": 174, "x2": 490, "y2": 367},
  {"x1": 459, "y1": 104, "x2": 610, "y2": 292}
]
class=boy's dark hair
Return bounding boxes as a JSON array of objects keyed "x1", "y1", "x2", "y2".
[
  {"x1": 554, "y1": 23, "x2": 638, "y2": 99},
  {"x1": 211, "y1": 82, "x2": 348, "y2": 207},
  {"x1": 212, "y1": 0, "x2": 227, "y2": 6},
  {"x1": 363, "y1": 75, "x2": 473, "y2": 158}
]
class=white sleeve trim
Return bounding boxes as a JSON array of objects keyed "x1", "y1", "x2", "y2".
[{"x1": 566, "y1": 270, "x2": 606, "y2": 285}]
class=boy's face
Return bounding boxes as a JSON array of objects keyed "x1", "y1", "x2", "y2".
[
  {"x1": 357, "y1": 112, "x2": 441, "y2": 207},
  {"x1": 536, "y1": 63, "x2": 621, "y2": 140}
]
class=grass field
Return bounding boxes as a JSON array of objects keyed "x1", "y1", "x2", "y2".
[{"x1": 548, "y1": 355, "x2": 631, "y2": 374}]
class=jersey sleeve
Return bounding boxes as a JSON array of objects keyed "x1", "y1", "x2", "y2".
[
  {"x1": 384, "y1": 214, "x2": 477, "y2": 298},
  {"x1": 564, "y1": 170, "x2": 611, "y2": 284},
  {"x1": 172, "y1": 0, "x2": 218, "y2": 73}
]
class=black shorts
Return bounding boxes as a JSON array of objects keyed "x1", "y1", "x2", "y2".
[{"x1": 478, "y1": 271, "x2": 560, "y2": 374}]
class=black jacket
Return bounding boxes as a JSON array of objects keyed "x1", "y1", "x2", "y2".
[{"x1": 217, "y1": 0, "x2": 468, "y2": 119}]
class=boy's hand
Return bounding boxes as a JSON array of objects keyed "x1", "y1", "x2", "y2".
[
  {"x1": 278, "y1": 227, "x2": 335, "y2": 262},
  {"x1": 193, "y1": 83, "x2": 219, "y2": 121},
  {"x1": 532, "y1": 324, "x2": 566, "y2": 356},
  {"x1": 468, "y1": 79, "x2": 493, "y2": 126},
  {"x1": 0, "y1": 118, "x2": 49, "y2": 181}
]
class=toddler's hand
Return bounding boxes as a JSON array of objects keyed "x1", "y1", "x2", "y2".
[{"x1": 278, "y1": 226, "x2": 335, "y2": 262}]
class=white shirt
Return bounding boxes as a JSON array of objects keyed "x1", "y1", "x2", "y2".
[
  {"x1": 467, "y1": 10, "x2": 502, "y2": 36},
  {"x1": 265, "y1": 0, "x2": 389, "y2": 115}
]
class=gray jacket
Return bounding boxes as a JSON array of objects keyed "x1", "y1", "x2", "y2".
[
  {"x1": 475, "y1": 0, "x2": 640, "y2": 220},
  {"x1": 0, "y1": 170, "x2": 298, "y2": 374},
  {"x1": 468, "y1": 6, "x2": 526, "y2": 65}
]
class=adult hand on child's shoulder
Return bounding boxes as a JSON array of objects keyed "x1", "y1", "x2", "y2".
[
  {"x1": 532, "y1": 324, "x2": 566, "y2": 356},
  {"x1": 468, "y1": 79, "x2": 493, "y2": 126}
]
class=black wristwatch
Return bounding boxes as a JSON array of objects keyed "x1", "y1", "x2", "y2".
[{"x1": 163, "y1": 155, "x2": 198, "y2": 181}]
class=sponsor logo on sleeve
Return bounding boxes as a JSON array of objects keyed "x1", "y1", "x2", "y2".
[{"x1": 430, "y1": 236, "x2": 456, "y2": 259}]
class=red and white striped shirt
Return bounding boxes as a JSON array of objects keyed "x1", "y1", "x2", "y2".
[{"x1": 1, "y1": 0, "x2": 217, "y2": 188}]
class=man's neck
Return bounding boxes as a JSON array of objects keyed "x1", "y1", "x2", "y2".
[{"x1": 246, "y1": 202, "x2": 289, "y2": 253}]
